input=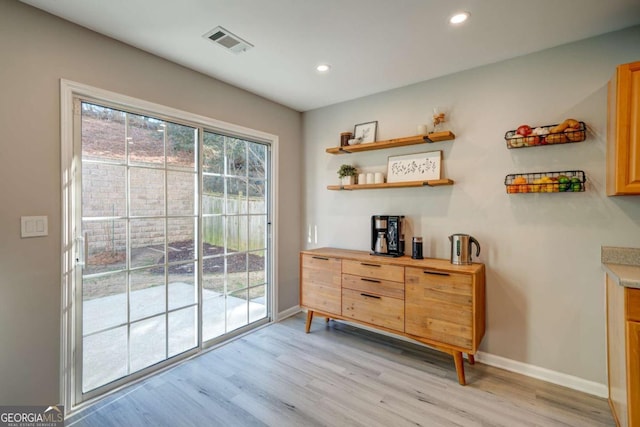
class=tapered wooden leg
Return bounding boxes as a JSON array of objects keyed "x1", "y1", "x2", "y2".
[
  {"x1": 453, "y1": 351, "x2": 466, "y2": 385},
  {"x1": 305, "y1": 310, "x2": 314, "y2": 333},
  {"x1": 325, "y1": 317, "x2": 330, "y2": 323},
  {"x1": 467, "y1": 354, "x2": 475, "y2": 365}
]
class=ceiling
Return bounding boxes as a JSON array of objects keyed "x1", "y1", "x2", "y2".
[{"x1": 20, "y1": 0, "x2": 640, "y2": 112}]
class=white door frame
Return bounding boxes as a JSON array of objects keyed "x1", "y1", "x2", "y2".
[{"x1": 60, "y1": 79, "x2": 279, "y2": 414}]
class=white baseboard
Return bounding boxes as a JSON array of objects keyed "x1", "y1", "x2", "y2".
[
  {"x1": 276, "y1": 305, "x2": 301, "y2": 321},
  {"x1": 475, "y1": 351, "x2": 608, "y2": 398}
]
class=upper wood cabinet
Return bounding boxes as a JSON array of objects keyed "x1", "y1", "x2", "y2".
[{"x1": 607, "y1": 61, "x2": 640, "y2": 195}]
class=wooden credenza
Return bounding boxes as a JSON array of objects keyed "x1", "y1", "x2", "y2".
[{"x1": 300, "y1": 248, "x2": 486, "y2": 385}]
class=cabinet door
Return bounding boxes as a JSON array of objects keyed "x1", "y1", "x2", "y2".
[
  {"x1": 300, "y1": 254, "x2": 341, "y2": 315},
  {"x1": 628, "y1": 321, "x2": 640, "y2": 426},
  {"x1": 405, "y1": 268, "x2": 473, "y2": 350},
  {"x1": 608, "y1": 61, "x2": 640, "y2": 195}
]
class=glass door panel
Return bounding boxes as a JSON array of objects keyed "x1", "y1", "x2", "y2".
[
  {"x1": 79, "y1": 102, "x2": 198, "y2": 395},
  {"x1": 201, "y1": 132, "x2": 270, "y2": 343}
]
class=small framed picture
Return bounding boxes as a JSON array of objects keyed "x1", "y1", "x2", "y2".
[
  {"x1": 387, "y1": 151, "x2": 442, "y2": 183},
  {"x1": 353, "y1": 121, "x2": 378, "y2": 143}
]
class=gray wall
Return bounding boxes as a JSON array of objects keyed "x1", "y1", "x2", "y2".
[
  {"x1": 302, "y1": 26, "x2": 640, "y2": 387},
  {"x1": 0, "y1": 0, "x2": 302, "y2": 404}
]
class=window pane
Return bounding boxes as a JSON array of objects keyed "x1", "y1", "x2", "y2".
[
  {"x1": 168, "y1": 217, "x2": 195, "y2": 259},
  {"x1": 203, "y1": 175, "x2": 224, "y2": 214},
  {"x1": 82, "y1": 163, "x2": 126, "y2": 217},
  {"x1": 130, "y1": 315, "x2": 166, "y2": 373},
  {"x1": 249, "y1": 250, "x2": 266, "y2": 288},
  {"x1": 167, "y1": 122, "x2": 196, "y2": 170},
  {"x1": 226, "y1": 138, "x2": 246, "y2": 177},
  {"x1": 169, "y1": 306, "x2": 197, "y2": 357},
  {"x1": 83, "y1": 219, "x2": 126, "y2": 275},
  {"x1": 167, "y1": 171, "x2": 195, "y2": 216},
  {"x1": 227, "y1": 252, "x2": 248, "y2": 291},
  {"x1": 203, "y1": 294, "x2": 225, "y2": 341},
  {"x1": 226, "y1": 177, "x2": 247, "y2": 214},
  {"x1": 83, "y1": 272, "x2": 127, "y2": 334},
  {"x1": 227, "y1": 289, "x2": 248, "y2": 332},
  {"x1": 130, "y1": 267, "x2": 165, "y2": 321},
  {"x1": 249, "y1": 215, "x2": 266, "y2": 251},
  {"x1": 81, "y1": 103, "x2": 125, "y2": 162},
  {"x1": 203, "y1": 215, "x2": 223, "y2": 250},
  {"x1": 83, "y1": 326, "x2": 127, "y2": 393},
  {"x1": 248, "y1": 179, "x2": 266, "y2": 213},
  {"x1": 130, "y1": 168, "x2": 165, "y2": 216},
  {"x1": 130, "y1": 218, "x2": 165, "y2": 269},
  {"x1": 226, "y1": 216, "x2": 248, "y2": 253},
  {"x1": 203, "y1": 132, "x2": 224, "y2": 174},
  {"x1": 203, "y1": 255, "x2": 224, "y2": 295},
  {"x1": 127, "y1": 113, "x2": 165, "y2": 166},
  {"x1": 247, "y1": 143, "x2": 266, "y2": 179},
  {"x1": 169, "y1": 262, "x2": 196, "y2": 310},
  {"x1": 249, "y1": 285, "x2": 266, "y2": 323}
]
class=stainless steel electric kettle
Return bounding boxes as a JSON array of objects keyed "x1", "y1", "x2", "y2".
[{"x1": 449, "y1": 234, "x2": 480, "y2": 265}]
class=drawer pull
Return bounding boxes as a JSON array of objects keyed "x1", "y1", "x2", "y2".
[
  {"x1": 360, "y1": 263, "x2": 381, "y2": 268},
  {"x1": 360, "y1": 293, "x2": 381, "y2": 299},
  {"x1": 360, "y1": 278, "x2": 381, "y2": 284},
  {"x1": 312, "y1": 256, "x2": 329, "y2": 261},
  {"x1": 423, "y1": 270, "x2": 450, "y2": 276}
]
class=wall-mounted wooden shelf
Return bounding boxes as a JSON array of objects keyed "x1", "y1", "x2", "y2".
[
  {"x1": 326, "y1": 130, "x2": 455, "y2": 155},
  {"x1": 327, "y1": 179, "x2": 454, "y2": 190}
]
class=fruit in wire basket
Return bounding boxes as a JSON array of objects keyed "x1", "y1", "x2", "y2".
[
  {"x1": 546, "y1": 133, "x2": 568, "y2": 144},
  {"x1": 558, "y1": 175, "x2": 570, "y2": 192},
  {"x1": 509, "y1": 135, "x2": 524, "y2": 148},
  {"x1": 517, "y1": 125, "x2": 532, "y2": 136},
  {"x1": 513, "y1": 176, "x2": 528, "y2": 193},
  {"x1": 530, "y1": 178, "x2": 542, "y2": 193},
  {"x1": 570, "y1": 177, "x2": 582, "y2": 192},
  {"x1": 565, "y1": 128, "x2": 585, "y2": 142}
]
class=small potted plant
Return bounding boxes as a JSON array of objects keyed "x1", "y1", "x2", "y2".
[{"x1": 337, "y1": 164, "x2": 358, "y2": 185}]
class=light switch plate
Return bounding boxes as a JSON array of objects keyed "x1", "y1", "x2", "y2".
[{"x1": 21, "y1": 216, "x2": 48, "y2": 238}]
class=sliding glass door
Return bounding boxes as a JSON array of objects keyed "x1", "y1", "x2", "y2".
[{"x1": 74, "y1": 99, "x2": 271, "y2": 402}]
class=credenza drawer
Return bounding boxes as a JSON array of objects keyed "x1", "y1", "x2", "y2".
[
  {"x1": 342, "y1": 288, "x2": 404, "y2": 332},
  {"x1": 342, "y1": 259, "x2": 404, "y2": 282},
  {"x1": 405, "y1": 267, "x2": 472, "y2": 306},
  {"x1": 302, "y1": 254, "x2": 341, "y2": 274},
  {"x1": 342, "y1": 273, "x2": 404, "y2": 299}
]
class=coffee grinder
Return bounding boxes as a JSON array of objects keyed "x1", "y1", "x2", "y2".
[{"x1": 371, "y1": 215, "x2": 404, "y2": 257}]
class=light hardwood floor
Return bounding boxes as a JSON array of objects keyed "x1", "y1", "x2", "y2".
[{"x1": 66, "y1": 313, "x2": 615, "y2": 426}]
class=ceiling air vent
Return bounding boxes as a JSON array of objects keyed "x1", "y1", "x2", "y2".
[{"x1": 204, "y1": 26, "x2": 253, "y2": 54}]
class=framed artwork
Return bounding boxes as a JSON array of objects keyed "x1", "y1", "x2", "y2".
[
  {"x1": 353, "y1": 121, "x2": 378, "y2": 143},
  {"x1": 387, "y1": 150, "x2": 442, "y2": 183}
]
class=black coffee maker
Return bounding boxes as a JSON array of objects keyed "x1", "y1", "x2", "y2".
[{"x1": 371, "y1": 215, "x2": 404, "y2": 257}]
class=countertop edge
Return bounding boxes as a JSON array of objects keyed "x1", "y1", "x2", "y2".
[{"x1": 602, "y1": 262, "x2": 640, "y2": 289}]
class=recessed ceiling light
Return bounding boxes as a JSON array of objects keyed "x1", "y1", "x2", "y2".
[
  {"x1": 449, "y1": 12, "x2": 470, "y2": 25},
  {"x1": 316, "y1": 64, "x2": 331, "y2": 72}
]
